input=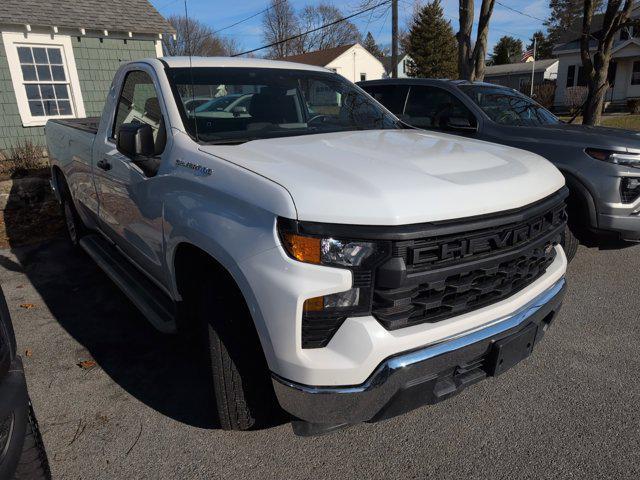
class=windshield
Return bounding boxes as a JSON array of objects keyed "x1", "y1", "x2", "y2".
[
  {"x1": 166, "y1": 67, "x2": 400, "y2": 144},
  {"x1": 458, "y1": 85, "x2": 560, "y2": 126}
]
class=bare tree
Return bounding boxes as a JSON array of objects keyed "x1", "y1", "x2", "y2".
[
  {"x1": 580, "y1": 0, "x2": 637, "y2": 125},
  {"x1": 162, "y1": 15, "x2": 240, "y2": 56},
  {"x1": 298, "y1": 3, "x2": 362, "y2": 53},
  {"x1": 262, "y1": 0, "x2": 301, "y2": 58},
  {"x1": 457, "y1": 0, "x2": 496, "y2": 81}
]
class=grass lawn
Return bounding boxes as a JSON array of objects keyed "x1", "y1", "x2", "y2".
[{"x1": 559, "y1": 114, "x2": 640, "y2": 131}]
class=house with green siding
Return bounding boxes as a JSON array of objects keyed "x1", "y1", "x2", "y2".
[{"x1": 0, "y1": 0, "x2": 174, "y2": 154}]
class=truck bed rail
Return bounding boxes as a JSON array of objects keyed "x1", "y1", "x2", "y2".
[{"x1": 49, "y1": 117, "x2": 100, "y2": 135}]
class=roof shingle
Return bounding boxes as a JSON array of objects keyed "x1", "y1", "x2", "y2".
[
  {"x1": 0, "y1": 0, "x2": 174, "y2": 35},
  {"x1": 484, "y1": 59, "x2": 558, "y2": 76},
  {"x1": 281, "y1": 44, "x2": 356, "y2": 67}
]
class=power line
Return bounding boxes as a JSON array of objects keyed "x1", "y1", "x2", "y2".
[
  {"x1": 376, "y1": 5, "x2": 391, "y2": 40},
  {"x1": 211, "y1": 0, "x2": 289, "y2": 36},
  {"x1": 232, "y1": 0, "x2": 392, "y2": 57},
  {"x1": 495, "y1": 1, "x2": 546, "y2": 23}
]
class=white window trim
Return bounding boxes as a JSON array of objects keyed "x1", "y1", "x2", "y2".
[{"x1": 2, "y1": 31, "x2": 86, "y2": 127}]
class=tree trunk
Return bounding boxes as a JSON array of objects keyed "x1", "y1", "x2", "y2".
[
  {"x1": 583, "y1": 52, "x2": 610, "y2": 125},
  {"x1": 580, "y1": 0, "x2": 635, "y2": 125},
  {"x1": 457, "y1": 0, "x2": 495, "y2": 81},
  {"x1": 457, "y1": 0, "x2": 474, "y2": 80},
  {"x1": 472, "y1": 0, "x2": 495, "y2": 81}
]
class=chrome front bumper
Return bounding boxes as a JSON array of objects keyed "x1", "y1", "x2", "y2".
[{"x1": 273, "y1": 278, "x2": 566, "y2": 434}]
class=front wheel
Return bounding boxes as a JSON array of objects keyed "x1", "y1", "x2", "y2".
[
  {"x1": 561, "y1": 224, "x2": 579, "y2": 263},
  {"x1": 194, "y1": 278, "x2": 276, "y2": 430}
]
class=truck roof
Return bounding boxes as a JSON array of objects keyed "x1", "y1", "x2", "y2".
[
  {"x1": 157, "y1": 56, "x2": 330, "y2": 72},
  {"x1": 358, "y1": 78, "x2": 504, "y2": 89}
]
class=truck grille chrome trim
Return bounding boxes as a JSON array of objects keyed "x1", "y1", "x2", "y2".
[{"x1": 273, "y1": 277, "x2": 565, "y2": 395}]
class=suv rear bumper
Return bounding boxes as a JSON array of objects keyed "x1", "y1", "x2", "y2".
[{"x1": 272, "y1": 278, "x2": 565, "y2": 433}]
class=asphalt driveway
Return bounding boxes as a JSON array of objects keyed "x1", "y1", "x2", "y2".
[{"x1": 1, "y1": 236, "x2": 639, "y2": 479}]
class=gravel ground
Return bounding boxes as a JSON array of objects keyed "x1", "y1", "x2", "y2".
[{"x1": 1, "y1": 236, "x2": 639, "y2": 479}]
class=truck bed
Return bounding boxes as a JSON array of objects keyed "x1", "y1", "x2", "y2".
[{"x1": 50, "y1": 117, "x2": 101, "y2": 135}]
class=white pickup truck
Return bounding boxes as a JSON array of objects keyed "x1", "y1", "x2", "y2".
[{"x1": 46, "y1": 57, "x2": 568, "y2": 435}]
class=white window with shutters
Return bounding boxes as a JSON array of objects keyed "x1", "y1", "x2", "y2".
[{"x1": 2, "y1": 32, "x2": 85, "y2": 127}]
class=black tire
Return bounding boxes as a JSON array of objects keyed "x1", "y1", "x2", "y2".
[
  {"x1": 58, "y1": 175, "x2": 86, "y2": 247},
  {"x1": 12, "y1": 403, "x2": 51, "y2": 480},
  {"x1": 561, "y1": 224, "x2": 579, "y2": 263},
  {"x1": 194, "y1": 277, "x2": 275, "y2": 430}
]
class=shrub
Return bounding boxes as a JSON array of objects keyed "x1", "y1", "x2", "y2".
[
  {"x1": 1, "y1": 140, "x2": 48, "y2": 178},
  {"x1": 565, "y1": 86, "x2": 588, "y2": 113},
  {"x1": 627, "y1": 98, "x2": 640, "y2": 114},
  {"x1": 528, "y1": 83, "x2": 556, "y2": 109}
]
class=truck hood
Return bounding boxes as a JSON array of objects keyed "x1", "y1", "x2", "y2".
[
  {"x1": 200, "y1": 129, "x2": 564, "y2": 225},
  {"x1": 499, "y1": 123, "x2": 640, "y2": 151}
]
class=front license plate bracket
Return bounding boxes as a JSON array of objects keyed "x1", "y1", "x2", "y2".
[{"x1": 487, "y1": 324, "x2": 538, "y2": 376}]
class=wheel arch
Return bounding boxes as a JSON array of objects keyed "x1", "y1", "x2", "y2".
[
  {"x1": 170, "y1": 241, "x2": 276, "y2": 368},
  {"x1": 559, "y1": 169, "x2": 599, "y2": 228},
  {"x1": 50, "y1": 165, "x2": 65, "y2": 203}
]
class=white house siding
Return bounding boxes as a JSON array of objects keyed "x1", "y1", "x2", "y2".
[
  {"x1": 554, "y1": 53, "x2": 580, "y2": 106},
  {"x1": 326, "y1": 45, "x2": 385, "y2": 83},
  {"x1": 398, "y1": 54, "x2": 411, "y2": 78},
  {"x1": 554, "y1": 51, "x2": 640, "y2": 107},
  {"x1": 554, "y1": 4, "x2": 640, "y2": 107}
]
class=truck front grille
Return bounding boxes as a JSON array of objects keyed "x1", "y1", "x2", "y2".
[
  {"x1": 371, "y1": 192, "x2": 567, "y2": 331},
  {"x1": 372, "y1": 243, "x2": 556, "y2": 329}
]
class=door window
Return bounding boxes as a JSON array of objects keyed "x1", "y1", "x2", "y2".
[
  {"x1": 363, "y1": 85, "x2": 410, "y2": 115},
  {"x1": 404, "y1": 86, "x2": 476, "y2": 130},
  {"x1": 112, "y1": 70, "x2": 166, "y2": 155}
]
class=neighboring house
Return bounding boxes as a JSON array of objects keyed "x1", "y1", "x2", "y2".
[
  {"x1": 382, "y1": 54, "x2": 414, "y2": 78},
  {"x1": 0, "y1": 0, "x2": 174, "y2": 153},
  {"x1": 282, "y1": 43, "x2": 386, "y2": 83},
  {"x1": 553, "y1": 3, "x2": 640, "y2": 108},
  {"x1": 483, "y1": 59, "x2": 559, "y2": 90}
]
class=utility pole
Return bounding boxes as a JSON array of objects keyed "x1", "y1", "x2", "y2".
[
  {"x1": 391, "y1": 0, "x2": 398, "y2": 78},
  {"x1": 530, "y1": 36, "x2": 537, "y2": 97}
]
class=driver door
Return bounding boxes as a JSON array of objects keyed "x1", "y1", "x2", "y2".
[{"x1": 93, "y1": 68, "x2": 168, "y2": 285}]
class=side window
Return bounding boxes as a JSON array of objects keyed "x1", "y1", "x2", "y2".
[
  {"x1": 405, "y1": 86, "x2": 476, "y2": 130},
  {"x1": 112, "y1": 70, "x2": 166, "y2": 155},
  {"x1": 363, "y1": 85, "x2": 410, "y2": 115}
]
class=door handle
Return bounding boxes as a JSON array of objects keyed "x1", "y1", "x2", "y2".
[{"x1": 97, "y1": 159, "x2": 112, "y2": 171}]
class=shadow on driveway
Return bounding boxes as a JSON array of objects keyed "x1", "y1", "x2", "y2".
[{"x1": 2, "y1": 238, "x2": 221, "y2": 429}]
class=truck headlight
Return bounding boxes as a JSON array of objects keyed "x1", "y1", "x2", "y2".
[
  {"x1": 585, "y1": 148, "x2": 640, "y2": 167},
  {"x1": 281, "y1": 233, "x2": 377, "y2": 268},
  {"x1": 278, "y1": 219, "x2": 389, "y2": 348}
]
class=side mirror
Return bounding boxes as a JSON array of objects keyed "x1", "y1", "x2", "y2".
[
  {"x1": 446, "y1": 117, "x2": 478, "y2": 132},
  {"x1": 117, "y1": 123, "x2": 154, "y2": 158}
]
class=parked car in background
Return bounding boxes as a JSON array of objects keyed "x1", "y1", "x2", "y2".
[
  {"x1": 194, "y1": 93, "x2": 253, "y2": 116},
  {"x1": 46, "y1": 57, "x2": 569, "y2": 435},
  {"x1": 0, "y1": 287, "x2": 50, "y2": 479},
  {"x1": 359, "y1": 79, "x2": 640, "y2": 258}
]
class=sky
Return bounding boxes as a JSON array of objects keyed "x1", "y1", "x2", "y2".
[{"x1": 149, "y1": 0, "x2": 551, "y2": 56}]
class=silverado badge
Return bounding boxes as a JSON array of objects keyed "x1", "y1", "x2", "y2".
[{"x1": 176, "y1": 159, "x2": 213, "y2": 176}]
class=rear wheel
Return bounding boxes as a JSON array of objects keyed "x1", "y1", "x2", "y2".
[
  {"x1": 58, "y1": 176, "x2": 86, "y2": 247},
  {"x1": 192, "y1": 277, "x2": 276, "y2": 430}
]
